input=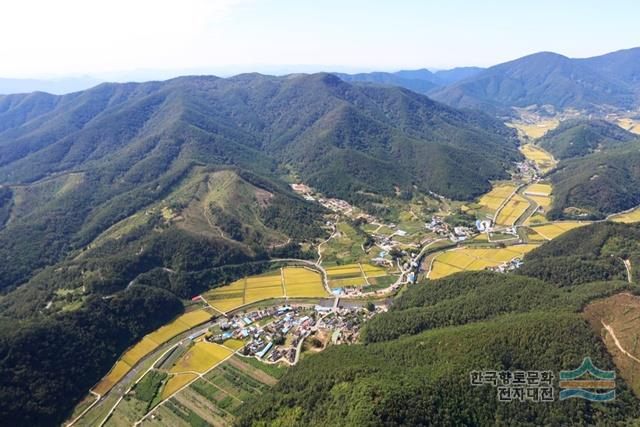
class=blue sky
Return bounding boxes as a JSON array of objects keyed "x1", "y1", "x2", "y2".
[{"x1": 1, "y1": 0, "x2": 638, "y2": 78}]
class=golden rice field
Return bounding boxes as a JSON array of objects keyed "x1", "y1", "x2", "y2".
[
  {"x1": 529, "y1": 221, "x2": 590, "y2": 240},
  {"x1": 478, "y1": 184, "x2": 517, "y2": 212},
  {"x1": 170, "y1": 342, "x2": 233, "y2": 374},
  {"x1": 524, "y1": 213, "x2": 547, "y2": 226},
  {"x1": 616, "y1": 118, "x2": 640, "y2": 135},
  {"x1": 520, "y1": 144, "x2": 557, "y2": 173},
  {"x1": 508, "y1": 119, "x2": 559, "y2": 139},
  {"x1": 496, "y1": 194, "x2": 530, "y2": 226},
  {"x1": 222, "y1": 338, "x2": 246, "y2": 351},
  {"x1": 92, "y1": 308, "x2": 214, "y2": 395},
  {"x1": 428, "y1": 244, "x2": 540, "y2": 280},
  {"x1": 525, "y1": 183, "x2": 552, "y2": 196},
  {"x1": 528, "y1": 195, "x2": 552, "y2": 211},
  {"x1": 283, "y1": 267, "x2": 328, "y2": 297},
  {"x1": 203, "y1": 267, "x2": 328, "y2": 313},
  {"x1": 610, "y1": 207, "x2": 640, "y2": 223},
  {"x1": 93, "y1": 360, "x2": 131, "y2": 395},
  {"x1": 361, "y1": 264, "x2": 387, "y2": 277},
  {"x1": 326, "y1": 263, "x2": 388, "y2": 288},
  {"x1": 160, "y1": 373, "x2": 198, "y2": 400}
]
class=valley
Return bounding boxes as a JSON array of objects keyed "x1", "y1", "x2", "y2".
[
  {"x1": 67, "y1": 112, "x2": 640, "y2": 426},
  {"x1": 2, "y1": 45, "x2": 640, "y2": 426}
]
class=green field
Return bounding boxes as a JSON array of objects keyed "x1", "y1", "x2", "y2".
[{"x1": 141, "y1": 355, "x2": 282, "y2": 426}]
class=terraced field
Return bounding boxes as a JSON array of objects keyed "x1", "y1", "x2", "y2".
[
  {"x1": 203, "y1": 267, "x2": 328, "y2": 313},
  {"x1": 93, "y1": 308, "x2": 215, "y2": 395},
  {"x1": 509, "y1": 119, "x2": 559, "y2": 139},
  {"x1": 610, "y1": 207, "x2": 640, "y2": 223},
  {"x1": 520, "y1": 143, "x2": 556, "y2": 173},
  {"x1": 325, "y1": 263, "x2": 393, "y2": 290},
  {"x1": 523, "y1": 182, "x2": 553, "y2": 214},
  {"x1": 282, "y1": 267, "x2": 327, "y2": 297},
  {"x1": 529, "y1": 221, "x2": 589, "y2": 240},
  {"x1": 495, "y1": 193, "x2": 530, "y2": 226},
  {"x1": 428, "y1": 245, "x2": 540, "y2": 280},
  {"x1": 616, "y1": 118, "x2": 640, "y2": 135},
  {"x1": 142, "y1": 356, "x2": 283, "y2": 427},
  {"x1": 477, "y1": 184, "x2": 516, "y2": 214}
]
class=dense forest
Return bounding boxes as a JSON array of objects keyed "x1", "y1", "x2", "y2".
[
  {"x1": 0, "y1": 285, "x2": 184, "y2": 426},
  {"x1": 520, "y1": 222, "x2": 640, "y2": 285},
  {"x1": 429, "y1": 48, "x2": 640, "y2": 113},
  {"x1": 540, "y1": 121, "x2": 640, "y2": 219},
  {"x1": 539, "y1": 119, "x2": 637, "y2": 159},
  {"x1": 362, "y1": 272, "x2": 629, "y2": 343},
  {"x1": 238, "y1": 225, "x2": 640, "y2": 425}
]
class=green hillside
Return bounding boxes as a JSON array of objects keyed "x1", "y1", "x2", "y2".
[
  {"x1": 548, "y1": 142, "x2": 640, "y2": 218},
  {"x1": 238, "y1": 271, "x2": 640, "y2": 426},
  {"x1": 539, "y1": 119, "x2": 638, "y2": 159},
  {"x1": 0, "y1": 73, "x2": 519, "y2": 293},
  {"x1": 429, "y1": 50, "x2": 640, "y2": 113},
  {"x1": 520, "y1": 222, "x2": 640, "y2": 285}
]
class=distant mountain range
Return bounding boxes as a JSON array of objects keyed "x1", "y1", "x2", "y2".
[
  {"x1": 0, "y1": 76, "x2": 101, "y2": 95},
  {"x1": 430, "y1": 48, "x2": 640, "y2": 113},
  {"x1": 5, "y1": 47, "x2": 639, "y2": 116},
  {"x1": 333, "y1": 67, "x2": 484, "y2": 95},
  {"x1": 335, "y1": 48, "x2": 640, "y2": 114}
]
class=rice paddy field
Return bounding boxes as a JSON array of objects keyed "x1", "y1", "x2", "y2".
[
  {"x1": 156, "y1": 342, "x2": 234, "y2": 400},
  {"x1": 142, "y1": 356, "x2": 281, "y2": 427},
  {"x1": 202, "y1": 267, "x2": 328, "y2": 313},
  {"x1": 508, "y1": 119, "x2": 560, "y2": 139},
  {"x1": 525, "y1": 183, "x2": 552, "y2": 196},
  {"x1": 524, "y1": 213, "x2": 548, "y2": 226},
  {"x1": 428, "y1": 245, "x2": 540, "y2": 280},
  {"x1": 160, "y1": 373, "x2": 199, "y2": 400},
  {"x1": 170, "y1": 342, "x2": 233, "y2": 375},
  {"x1": 610, "y1": 207, "x2": 640, "y2": 223},
  {"x1": 477, "y1": 184, "x2": 516, "y2": 214},
  {"x1": 92, "y1": 308, "x2": 215, "y2": 395},
  {"x1": 520, "y1": 144, "x2": 557, "y2": 173},
  {"x1": 616, "y1": 118, "x2": 640, "y2": 135},
  {"x1": 495, "y1": 194, "x2": 530, "y2": 226},
  {"x1": 282, "y1": 267, "x2": 327, "y2": 297},
  {"x1": 529, "y1": 221, "x2": 590, "y2": 240},
  {"x1": 325, "y1": 263, "x2": 392, "y2": 290}
]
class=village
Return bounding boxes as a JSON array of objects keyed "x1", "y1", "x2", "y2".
[{"x1": 207, "y1": 303, "x2": 380, "y2": 365}]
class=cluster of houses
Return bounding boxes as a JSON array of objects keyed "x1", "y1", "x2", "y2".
[
  {"x1": 208, "y1": 303, "x2": 378, "y2": 366},
  {"x1": 426, "y1": 216, "x2": 476, "y2": 242},
  {"x1": 516, "y1": 160, "x2": 540, "y2": 180},
  {"x1": 488, "y1": 257, "x2": 524, "y2": 273}
]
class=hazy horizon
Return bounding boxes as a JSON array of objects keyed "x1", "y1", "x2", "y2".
[{"x1": 1, "y1": 0, "x2": 639, "y2": 82}]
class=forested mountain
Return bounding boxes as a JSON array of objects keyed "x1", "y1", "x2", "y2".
[
  {"x1": 520, "y1": 222, "x2": 640, "y2": 285},
  {"x1": 429, "y1": 49, "x2": 640, "y2": 113},
  {"x1": 0, "y1": 72, "x2": 519, "y2": 293},
  {"x1": 238, "y1": 271, "x2": 640, "y2": 425},
  {"x1": 333, "y1": 66, "x2": 484, "y2": 94},
  {"x1": 579, "y1": 47, "x2": 640, "y2": 87},
  {"x1": 541, "y1": 121, "x2": 640, "y2": 218},
  {"x1": 540, "y1": 119, "x2": 638, "y2": 159},
  {"x1": 332, "y1": 69, "x2": 441, "y2": 94},
  {"x1": 0, "y1": 73, "x2": 523, "y2": 424}
]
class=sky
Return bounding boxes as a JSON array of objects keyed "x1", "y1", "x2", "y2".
[{"x1": 1, "y1": 0, "x2": 639, "y2": 80}]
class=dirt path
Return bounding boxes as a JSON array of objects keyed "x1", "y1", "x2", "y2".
[
  {"x1": 624, "y1": 259, "x2": 633, "y2": 283},
  {"x1": 602, "y1": 321, "x2": 640, "y2": 364}
]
